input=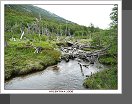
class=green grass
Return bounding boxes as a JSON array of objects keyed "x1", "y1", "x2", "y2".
[
  {"x1": 99, "y1": 55, "x2": 117, "y2": 65},
  {"x1": 83, "y1": 66, "x2": 117, "y2": 89},
  {"x1": 83, "y1": 54, "x2": 117, "y2": 89},
  {"x1": 5, "y1": 40, "x2": 61, "y2": 80}
]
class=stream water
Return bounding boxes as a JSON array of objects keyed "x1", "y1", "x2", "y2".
[{"x1": 5, "y1": 59, "x2": 106, "y2": 90}]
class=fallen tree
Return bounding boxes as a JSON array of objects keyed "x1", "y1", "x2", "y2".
[{"x1": 60, "y1": 42, "x2": 111, "y2": 64}]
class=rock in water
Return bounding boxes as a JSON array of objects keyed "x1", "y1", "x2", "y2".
[{"x1": 52, "y1": 65, "x2": 59, "y2": 70}]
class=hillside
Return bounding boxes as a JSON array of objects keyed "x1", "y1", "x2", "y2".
[
  {"x1": 5, "y1": 4, "x2": 71, "y2": 23},
  {"x1": 4, "y1": 4, "x2": 117, "y2": 41},
  {"x1": 5, "y1": 4, "x2": 101, "y2": 41}
]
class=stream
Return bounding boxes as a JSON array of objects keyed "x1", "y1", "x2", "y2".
[{"x1": 5, "y1": 59, "x2": 106, "y2": 90}]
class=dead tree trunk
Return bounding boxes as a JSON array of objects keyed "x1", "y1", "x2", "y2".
[
  {"x1": 60, "y1": 42, "x2": 111, "y2": 64},
  {"x1": 20, "y1": 31, "x2": 24, "y2": 40}
]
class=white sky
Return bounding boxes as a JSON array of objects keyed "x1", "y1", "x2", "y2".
[{"x1": 34, "y1": 5, "x2": 114, "y2": 29}]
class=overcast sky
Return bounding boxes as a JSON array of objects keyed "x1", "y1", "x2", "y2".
[{"x1": 34, "y1": 5, "x2": 114, "y2": 29}]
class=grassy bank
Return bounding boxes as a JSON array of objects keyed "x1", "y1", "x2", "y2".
[
  {"x1": 83, "y1": 55, "x2": 117, "y2": 89},
  {"x1": 83, "y1": 66, "x2": 117, "y2": 89},
  {"x1": 99, "y1": 55, "x2": 117, "y2": 65},
  {"x1": 5, "y1": 40, "x2": 61, "y2": 80}
]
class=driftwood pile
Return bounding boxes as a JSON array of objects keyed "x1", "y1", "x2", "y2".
[{"x1": 60, "y1": 41, "x2": 111, "y2": 64}]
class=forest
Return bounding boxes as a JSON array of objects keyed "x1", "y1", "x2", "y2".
[{"x1": 4, "y1": 4, "x2": 118, "y2": 89}]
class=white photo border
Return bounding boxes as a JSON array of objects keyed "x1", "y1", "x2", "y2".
[{"x1": 0, "y1": 0, "x2": 122, "y2": 94}]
